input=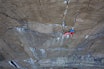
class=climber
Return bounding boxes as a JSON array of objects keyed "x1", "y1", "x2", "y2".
[
  {"x1": 69, "y1": 27, "x2": 75, "y2": 37},
  {"x1": 64, "y1": 27, "x2": 75, "y2": 37}
]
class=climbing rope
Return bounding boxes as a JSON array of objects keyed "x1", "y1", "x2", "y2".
[
  {"x1": 61, "y1": 0, "x2": 80, "y2": 33},
  {"x1": 62, "y1": 0, "x2": 71, "y2": 20},
  {"x1": 61, "y1": 0, "x2": 71, "y2": 33}
]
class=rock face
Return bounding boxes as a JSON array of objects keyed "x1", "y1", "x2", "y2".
[
  {"x1": 0, "y1": 0, "x2": 104, "y2": 33},
  {"x1": 0, "y1": 0, "x2": 104, "y2": 69}
]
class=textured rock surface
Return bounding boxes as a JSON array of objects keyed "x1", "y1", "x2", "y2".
[{"x1": 0, "y1": 0, "x2": 104, "y2": 69}]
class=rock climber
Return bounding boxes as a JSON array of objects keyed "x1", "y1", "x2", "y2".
[
  {"x1": 69, "y1": 27, "x2": 75, "y2": 37},
  {"x1": 64, "y1": 27, "x2": 75, "y2": 37}
]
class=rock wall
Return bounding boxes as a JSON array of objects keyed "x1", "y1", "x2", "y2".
[
  {"x1": 0, "y1": 0, "x2": 104, "y2": 35},
  {"x1": 0, "y1": 0, "x2": 104, "y2": 69}
]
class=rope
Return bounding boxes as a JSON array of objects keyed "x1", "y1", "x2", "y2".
[
  {"x1": 61, "y1": 0, "x2": 79, "y2": 32},
  {"x1": 61, "y1": 0, "x2": 71, "y2": 33}
]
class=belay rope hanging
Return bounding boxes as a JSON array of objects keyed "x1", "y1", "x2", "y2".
[
  {"x1": 61, "y1": 0, "x2": 80, "y2": 34},
  {"x1": 61, "y1": 0, "x2": 71, "y2": 33}
]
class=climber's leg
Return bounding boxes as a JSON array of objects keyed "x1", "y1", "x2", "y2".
[
  {"x1": 64, "y1": 32, "x2": 70, "y2": 36},
  {"x1": 69, "y1": 32, "x2": 74, "y2": 37}
]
